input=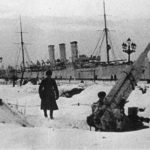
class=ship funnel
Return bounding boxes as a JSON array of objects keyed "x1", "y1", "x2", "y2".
[
  {"x1": 70, "y1": 41, "x2": 78, "y2": 62},
  {"x1": 59, "y1": 43, "x2": 66, "y2": 62},
  {"x1": 48, "y1": 45, "x2": 55, "y2": 65}
]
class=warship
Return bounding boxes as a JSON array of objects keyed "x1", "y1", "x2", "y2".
[{"x1": 8, "y1": 1, "x2": 150, "y2": 82}]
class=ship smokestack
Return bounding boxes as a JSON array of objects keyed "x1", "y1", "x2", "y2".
[
  {"x1": 59, "y1": 43, "x2": 66, "y2": 62},
  {"x1": 70, "y1": 41, "x2": 78, "y2": 62},
  {"x1": 48, "y1": 45, "x2": 55, "y2": 65}
]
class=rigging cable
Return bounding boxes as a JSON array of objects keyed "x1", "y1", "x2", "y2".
[
  {"x1": 110, "y1": 29, "x2": 126, "y2": 60},
  {"x1": 24, "y1": 46, "x2": 32, "y2": 65},
  {"x1": 15, "y1": 47, "x2": 21, "y2": 69},
  {"x1": 91, "y1": 32, "x2": 103, "y2": 56},
  {"x1": 115, "y1": 32, "x2": 126, "y2": 60},
  {"x1": 97, "y1": 32, "x2": 106, "y2": 56},
  {"x1": 108, "y1": 32, "x2": 117, "y2": 60}
]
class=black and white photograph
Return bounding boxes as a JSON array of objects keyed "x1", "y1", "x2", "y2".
[{"x1": 0, "y1": 0, "x2": 150, "y2": 149}]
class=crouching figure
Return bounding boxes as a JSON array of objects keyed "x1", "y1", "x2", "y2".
[{"x1": 87, "y1": 91, "x2": 106, "y2": 131}]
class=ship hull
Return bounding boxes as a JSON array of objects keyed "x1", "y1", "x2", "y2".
[{"x1": 16, "y1": 60, "x2": 150, "y2": 81}]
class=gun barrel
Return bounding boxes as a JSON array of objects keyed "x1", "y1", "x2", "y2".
[{"x1": 104, "y1": 43, "x2": 150, "y2": 109}]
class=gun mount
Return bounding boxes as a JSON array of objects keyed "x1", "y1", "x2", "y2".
[{"x1": 87, "y1": 43, "x2": 150, "y2": 132}]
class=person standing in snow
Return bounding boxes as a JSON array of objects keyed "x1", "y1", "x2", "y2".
[{"x1": 39, "y1": 70, "x2": 59, "y2": 119}]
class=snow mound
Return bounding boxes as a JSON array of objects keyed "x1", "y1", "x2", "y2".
[{"x1": 0, "y1": 81, "x2": 150, "y2": 149}]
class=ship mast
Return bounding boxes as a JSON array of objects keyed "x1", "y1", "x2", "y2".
[
  {"x1": 103, "y1": 0, "x2": 110, "y2": 63},
  {"x1": 19, "y1": 16, "x2": 25, "y2": 86},
  {"x1": 20, "y1": 17, "x2": 25, "y2": 69}
]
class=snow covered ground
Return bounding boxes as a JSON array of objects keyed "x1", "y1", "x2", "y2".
[{"x1": 0, "y1": 80, "x2": 150, "y2": 150}]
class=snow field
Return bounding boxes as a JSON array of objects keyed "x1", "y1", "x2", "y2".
[{"x1": 0, "y1": 80, "x2": 150, "y2": 149}]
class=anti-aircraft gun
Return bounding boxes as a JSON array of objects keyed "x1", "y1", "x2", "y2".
[{"x1": 87, "y1": 43, "x2": 150, "y2": 131}]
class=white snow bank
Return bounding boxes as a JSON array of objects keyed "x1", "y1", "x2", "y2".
[
  {"x1": 0, "y1": 124, "x2": 150, "y2": 150},
  {"x1": 0, "y1": 81, "x2": 150, "y2": 149}
]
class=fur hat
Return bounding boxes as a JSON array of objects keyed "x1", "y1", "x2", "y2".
[
  {"x1": 98, "y1": 91, "x2": 106, "y2": 98},
  {"x1": 46, "y1": 70, "x2": 52, "y2": 76}
]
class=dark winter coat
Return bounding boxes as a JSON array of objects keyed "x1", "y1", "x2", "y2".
[{"x1": 39, "y1": 78, "x2": 59, "y2": 110}]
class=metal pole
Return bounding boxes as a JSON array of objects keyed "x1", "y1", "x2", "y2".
[{"x1": 103, "y1": 0, "x2": 109, "y2": 63}]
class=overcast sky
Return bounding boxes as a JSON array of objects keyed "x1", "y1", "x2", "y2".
[
  {"x1": 0, "y1": 0, "x2": 150, "y2": 19},
  {"x1": 0, "y1": 0, "x2": 150, "y2": 66}
]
